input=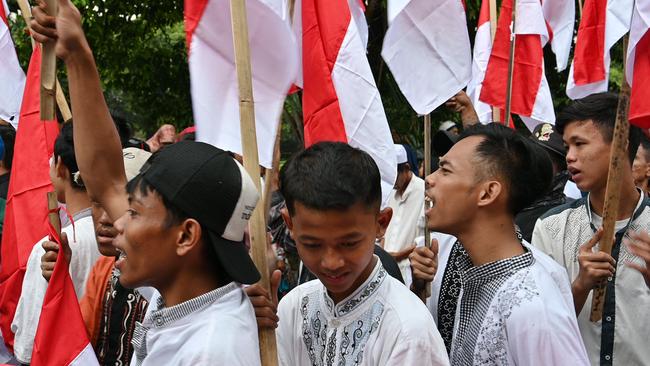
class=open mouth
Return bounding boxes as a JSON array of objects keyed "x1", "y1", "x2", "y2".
[{"x1": 115, "y1": 247, "x2": 127, "y2": 270}]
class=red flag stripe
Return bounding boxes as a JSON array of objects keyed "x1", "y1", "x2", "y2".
[
  {"x1": 630, "y1": 30, "x2": 650, "y2": 128},
  {"x1": 573, "y1": 0, "x2": 607, "y2": 85}
]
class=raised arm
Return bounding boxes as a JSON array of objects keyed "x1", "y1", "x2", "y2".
[{"x1": 31, "y1": 0, "x2": 128, "y2": 221}]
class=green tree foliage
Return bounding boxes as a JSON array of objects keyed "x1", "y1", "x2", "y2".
[{"x1": 6, "y1": 0, "x2": 624, "y2": 147}]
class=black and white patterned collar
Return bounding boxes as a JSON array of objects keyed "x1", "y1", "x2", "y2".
[
  {"x1": 459, "y1": 249, "x2": 533, "y2": 286},
  {"x1": 322, "y1": 257, "x2": 387, "y2": 318}
]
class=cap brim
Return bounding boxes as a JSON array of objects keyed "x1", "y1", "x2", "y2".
[{"x1": 208, "y1": 231, "x2": 261, "y2": 285}]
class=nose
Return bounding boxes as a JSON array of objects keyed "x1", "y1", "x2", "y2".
[
  {"x1": 566, "y1": 146, "x2": 576, "y2": 164},
  {"x1": 99, "y1": 210, "x2": 113, "y2": 226},
  {"x1": 425, "y1": 171, "x2": 437, "y2": 189},
  {"x1": 113, "y1": 212, "x2": 127, "y2": 235},
  {"x1": 321, "y1": 247, "x2": 345, "y2": 273}
]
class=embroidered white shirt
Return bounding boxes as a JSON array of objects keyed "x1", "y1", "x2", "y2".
[
  {"x1": 130, "y1": 282, "x2": 261, "y2": 366},
  {"x1": 532, "y1": 193, "x2": 650, "y2": 365},
  {"x1": 450, "y1": 250, "x2": 590, "y2": 365},
  {"x1": 277, "y1": 258, "x2": 449, "y2": 366},
  {"x1": 12, "y1": 212, "x2": 100, "y2": 364},
  {"x1": 384, "y1": 175, "x2": 425, "y2": 288}
]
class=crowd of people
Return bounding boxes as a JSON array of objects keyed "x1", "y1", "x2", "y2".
[{"x1": 0, "y1": 0, "x2": 649, "y2": 365}]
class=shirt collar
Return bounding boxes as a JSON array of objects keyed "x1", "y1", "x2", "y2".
[
  {"x1": 322, "y1": 257, "x2": 387, "y2": 318},
  {"x1": 586, "y1": 188, "x2": 646, "y2": 232},
  {"x1": 394, "y1": 175, "x2": 416, "y2": 203},
  {"x1": 459, "y1": 249, "x2": 533, "y2": 286}
]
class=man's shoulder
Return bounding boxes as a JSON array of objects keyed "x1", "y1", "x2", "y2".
[
  {"x1": 379, "y1": 276, "x2": 436, "y2": 332},
  {"x1": 538, "y1": 196, "x2": 587, "y2": 222},
  {"x1": 278, "y1": 279, "x2": 321, "y2": 310}
]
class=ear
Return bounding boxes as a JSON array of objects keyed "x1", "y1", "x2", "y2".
[
  {"x1": 280, "y1": 207, "x2": 294, "y2": 237},
  {"x1": 55, "y1": 157, "x2": 70, "y2": 181},
  {"x1": 175, "y1": 218, "x2": 202, "y2": 257},
  {"x1": 376, "y1": 207, "x2": 393, "y2": 239},
  {"x1": 476, "y1": 180, "x2": 502, "y2": 208},
  {"x1": 645, "y1": 163, "x2": 650, "y2": 178}
]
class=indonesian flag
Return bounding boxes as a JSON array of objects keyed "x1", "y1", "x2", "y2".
[
  {"x1": 0, "y1": 46, "x2": 58, "y2": 351},
  {"x1": 185, "y1": 0, "x2": 298, "y2": 168},
  {"x1": 566, "y1": 0, "x2": 633, "y2": 99},
  {"x1": 30, "y1": 231, "x2": 98, "y2": 365},
  {"x1": 466, "y1": 0, "x2": 495, "y2": 123},
  {"x1": 301, "y1": 0, "x2": 396, "y2": 205},
  {"x1": 0, "y1": 0, "x2": 25, "y2": 129},
  {"x1": 382, "y1": 0, "x2": 472, "y2": 115},
  {"x1": 480, "y1": 0, "x2": 555, "y2": 130},
  {"x1": 627, "y1": 0, "x2": 650, "y2": 128},
  {"x1": 542, "y1": 0, "x2": 575, "y2": 71}
]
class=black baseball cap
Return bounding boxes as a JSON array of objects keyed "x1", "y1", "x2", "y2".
[
  {"x1": 531, "y1": 123, "x2": 566, "y2": 159},
  {"x1": 138, "y1": 141, "x2": 261, "y2": 284}
]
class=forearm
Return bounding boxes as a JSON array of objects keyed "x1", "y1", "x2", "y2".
[
  {"x1": 66, "y1": 45, "x2": 127, "y2": 220},
  {"x1": 571, "y1": 280, "x2": 590, "y2": 315},
  {"x1": 460, "y1": 108, "x2": 479, "y2": 128}
]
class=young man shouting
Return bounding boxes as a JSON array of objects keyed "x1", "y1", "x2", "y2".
[
  {"x1": 31, "y1": 1, "x2": 263, "y2": 364},
  {"x1": 532, "y1": 93, "x2": 650, "y2": 365},
  {"x1": 421, "y1": 123, "x2": 589, "y2": 364},
  {"x1": 275, "y1": 142, "x2": 449, "y2": 365}
]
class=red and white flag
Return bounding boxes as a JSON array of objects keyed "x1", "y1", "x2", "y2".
[
  {"x1": 466, "y1": 0, "x2": 495, "y2": 123},
  {"x1": 627, "y1": 0, "x2": 650, "y2": 128},
  {"x1": 301, "y1": 0, "x2": 396, "y2": 205},
  {"x1": 382, "y1": 0, "x2": 471, "y2": 115},
  {"x1": 30, "y1": 232, "x2": 98, "y2": 366},
  {"x1": 566, "y1": 0, "x2": 633, "y2": 99},
  {"x1": 185, "y1": 0, "x2": 298, "y2": 168},
  {"x1": 479, "y1": 0, "x2": 555, "y2": 130},
  {"x1": 542, "y1": 0, "x2": 575, "y2": 71},
  {"x1": 0, "y1": 46, "x2": 58, "y2": 352},
  {"x1": 0, "y1": 0, "x2": 25, "y2": 129}
]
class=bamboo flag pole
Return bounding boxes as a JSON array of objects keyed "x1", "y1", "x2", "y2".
[
  {"x1": 489, "y1": 0, "x2": 501, "y2": 122},
  {"x1": 229, "y1": 0, "x2": 278, "y2": 364},
  {"x1": 40, "y1": 0, "x2": 57, "y2": 121},
  {"x1": 590, "y1": 35, "x2": 631, "y2": 322},
  {"x1": 418, "y1": 113, "x2": 433, "y2": 302},
  {"x1": 577, "y1": 0, "x2": 583, "y2": 18},
  {"x1": 503, "y1": 0, "x2": 517, "y2": 127},
  {"x1": 17, "y1": 0, "x2": 72, "y2": 122}
]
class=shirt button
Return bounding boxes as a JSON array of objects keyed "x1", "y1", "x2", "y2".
[
  {"x1": 605, "y1": 355, "x2": 611, "y2": 361},
  {"x1": 606, "y1": 316, "x2": 612, "y2": 322}
]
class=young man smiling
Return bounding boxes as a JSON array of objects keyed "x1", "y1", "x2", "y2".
[
  {"x1": 30, "y1": 1, "x2": 263, "y2": 365},
  {"x1": 275, "y1": 142, "x2": 448, "y2": 365},
  {"x1": 532, "y1": 93, "x2": 650, "y2": 365}
]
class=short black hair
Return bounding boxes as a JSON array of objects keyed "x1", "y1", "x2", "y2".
[
  {"x1": 0, "y1": 124, "x2": 16, "y2": 170},
  {"x1": 125, "y1": 174, "x2": 233, "y2": 284},
  {"x1": 397, "y1": 162, "x2": 410, "y2": 173},
  {"x1": 556, "y1": 92, "x2": 641, "y2": 165},
  {"x1": 460, "y1": 123, "x2": 553, "y2": 215},
  {"x1": 54, "y1": 123, "x2": 85, "y2": 190},
  {"x1": 280, "y1": 142, "x2": 381, "y2": 215}
]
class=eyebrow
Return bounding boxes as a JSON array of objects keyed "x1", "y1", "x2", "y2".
[
  {"x1": 127, "y1": 195, "x2": 144, "y2": 206},
  {"x1": 298, "y1": 232, "x2": 364, "y2": 242},
  {"x1": 438, "y1": 159, "x2": 454, "y2": 169}
]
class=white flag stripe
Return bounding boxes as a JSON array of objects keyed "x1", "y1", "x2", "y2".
[
  {"x1": 467, "y1": 20, "x2": 494, "y2": 123},
  {"x1": 542, "y1": 0, "x2": 575, "y2": 71},
  {"x1": 68, "y1": 344, "x2": 99, "y2": 366},
  {"x1": 0, "y1": 0, "x2": 25, "y2": 128}
]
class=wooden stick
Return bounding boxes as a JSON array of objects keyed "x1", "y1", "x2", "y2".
[
  {"x1": 263, "y1": 123, "x2": 282, "y2": 224},
  {"x1": 47, "y1": 192, "x2": 61, "y2": 238},
  {"x1": 489, "y1": 0, "x2": 501, "y2": 122},
  {"x1": 17, "y1": 0, "x2": 72, "y2": 122},
  {"x1": 40, "y1": 0, "x2": 57, "y2": 121},
  {"x1": 577, "y1": 0, "x2": 583, "y2": 18},
  {"x1": 418, "y1": 114, "x2": 432, "y2": 302},
  {"x1": 229, "y1": 0, "x2": 278, "y2": 364},
  {"x1": 590, "y1": 35, "x2": 630, "y2": 322},
  {"x1": 503, "y1": 0, "x2": 517, "y2": 127}
]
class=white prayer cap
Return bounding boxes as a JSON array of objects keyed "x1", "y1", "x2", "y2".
[
  {"x1": 394, "y1": 144, "x2": 408, "y2": 164},
  {"x1": 123, "y1": 147, "x2": 152, "y2": 181}
]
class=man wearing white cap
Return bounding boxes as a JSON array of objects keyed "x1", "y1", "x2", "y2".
[{"x1": 382, "y1": 144, "x2": 426, "y2": 288}]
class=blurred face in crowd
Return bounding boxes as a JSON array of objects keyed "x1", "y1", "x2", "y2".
[
  {"x1": 112, "y1": 185, "x2": 182, "y2": 289},
  {"x1": 394, "y1": 165, "x2": 411, "y2": 192},
  {"x1": 563, "y1": 120, "x2": 611, "y2": 193},
  {"x1": 49, "y1": 156, "x2": 67, "y2": 203},
  {"x1": 92, "y1": 202, "x2": 119, "y2": 257},
  {"x1": 283, "y1": 202, "x2": 390, "y2": 304},
  {"x1": 425, "y1": 136, "x2": 485, "y2": 235},
  {"x1": 632, "y1": 144, "x2": 650, "y2": 190}
]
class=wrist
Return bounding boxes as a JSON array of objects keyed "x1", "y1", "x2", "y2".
[{"x1": 63, "y1": 39, "x2": 93, "y2": 65}]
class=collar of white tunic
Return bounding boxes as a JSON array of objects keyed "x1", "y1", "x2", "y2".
[{"x1": 321, "y1": 257, "x2": 387, "y2": 319}]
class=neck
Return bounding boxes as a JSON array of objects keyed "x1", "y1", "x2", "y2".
[
  {"x1": 590, "y1": 175, "x2": 640, "y2": 220},
  {"x1": 455, "y1": 212, "x2": 524, "y2": 266},
  {"x1": 397, "y1": 171, "x2": 413, "y2": 196},
  {"x1": 330, "y1": 256, "x2": 377, "y2": 304},
  {"x1": 63, "y1": 187, "x2": 91, "y2": 216},
  {"x1": 158, "y1": 261, "x2": 222, "y2": 307}
]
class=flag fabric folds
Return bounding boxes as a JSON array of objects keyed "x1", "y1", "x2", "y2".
[
  {"x1": 0, "y1": 0, "x2": 25, "y2": 129},
  {"x1": 627, "y1": 0, "x2": 650, "y2": 129},
  {"x1": 301, "y1": 0, "x2": 396, "y2": 206},
  {"x1": 382, "y1": 0, "x2": 472, "y2": 115},
  {"x1": 479, "y1": 0, "x2": 555, "y2": 130},
  {"x1": 0, "y1": 46, "x2": 59, "y2": 352},
  {"x1": 30, "y1": 232, "x2": 98, "y2": 366},
  {"x1": 566, "y1": 0, "x2": 633, "y2": 99},
  {"x1": 542, "y1": 0, "x2": 575, "y2": 71},
  {"x1": 466, "y1": 0, "x2": 495, "y2": 123},
  {"x1": 185, "y1": 0, "x2": 298, "y2": 168}
]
